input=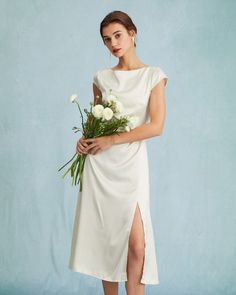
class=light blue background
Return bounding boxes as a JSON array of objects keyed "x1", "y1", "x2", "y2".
[{"x1": 0, "y1": 1, "x2": 235, "y2": 294}]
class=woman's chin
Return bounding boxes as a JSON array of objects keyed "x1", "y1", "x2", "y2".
[{"x1": 113, "y1": 51, "x2": 123, "y2": 57}]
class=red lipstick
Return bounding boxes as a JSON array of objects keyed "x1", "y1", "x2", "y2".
[{"x1": 113, "y1": 48, "x2": 121, "y2": 53}]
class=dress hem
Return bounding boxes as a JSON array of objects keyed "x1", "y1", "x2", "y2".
[{"x1": 68, "y1": 265, "x2": 160, "y2": 285}]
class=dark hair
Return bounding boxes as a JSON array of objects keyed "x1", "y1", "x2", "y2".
[{"x1": 100, "y1": 10, "x2": 137, "y2": 47}]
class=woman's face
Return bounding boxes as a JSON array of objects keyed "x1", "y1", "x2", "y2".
[{"x1": 102, "y1": 22, "x2": 134, "y2": 56}]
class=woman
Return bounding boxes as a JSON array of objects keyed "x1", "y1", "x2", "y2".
[{"x1": 68, "y1": 10, "x2": 168, "y2": 295}]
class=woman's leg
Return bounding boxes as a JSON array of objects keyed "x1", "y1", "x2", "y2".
[
  {"x1": 125, "y1": 204, "x2": 145, "y2": 295},
  {"x1": 102, "y1": 280, "x2": 118, "y2": 295}
]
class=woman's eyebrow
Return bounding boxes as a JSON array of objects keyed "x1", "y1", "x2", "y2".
[{"x1": 103, "y1": 30, "x2": 122, "y2": 38}]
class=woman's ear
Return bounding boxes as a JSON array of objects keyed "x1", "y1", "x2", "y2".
[{"x1": 128, "y1": 29, "x2": 135, "y2": 38}]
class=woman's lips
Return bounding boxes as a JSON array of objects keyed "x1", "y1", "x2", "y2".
[{"x1": 113, "y1": 48, "x2": 121, "y2": 53}]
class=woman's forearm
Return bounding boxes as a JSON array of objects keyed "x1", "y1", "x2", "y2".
[{"x1": 111, "y1": 122, "x2": 162, "y2": 145}]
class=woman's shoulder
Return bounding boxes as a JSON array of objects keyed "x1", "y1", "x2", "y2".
[
  {"x1": 93, "y1": 68, "x2": 110, "y2": 80},
  {"x1": 93, "y1": 68, "x2": 112, "y2": 88},
  {"x1": 148, "y1": 65, "x2": 166, "y2": 73},
  {"x1": 149, "y1": 65, "x2": 168, "y2": 88}
]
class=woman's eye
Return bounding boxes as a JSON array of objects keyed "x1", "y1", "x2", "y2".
[{"x1": 104, "y1": 34, "x2": 120, "y2": 43}]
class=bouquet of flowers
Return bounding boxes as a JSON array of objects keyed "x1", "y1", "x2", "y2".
[{"x1": 58, "y1": 89, "x2": 138, "y2": 192}]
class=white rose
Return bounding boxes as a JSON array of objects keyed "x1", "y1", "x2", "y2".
[
  {"x1": 69, "y1": 94, "x2": 78, "y2": 103},
  {"x1": 92, "y1": 104, "x2": 104, "y2": 118},
  {"x1": 102, "y1": 107, "x2": 113, "y2": 120},
  {"x1": 115, "y1": 100, "x2": 123, "y2": 113}
]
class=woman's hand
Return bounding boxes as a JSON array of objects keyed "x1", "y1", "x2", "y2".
[
  {"x1": 83, "y1": 135, "x2": 115, "y2": 155},
  {"x1": 76, "y1": 136, "x2": 89, "y2": 155}
]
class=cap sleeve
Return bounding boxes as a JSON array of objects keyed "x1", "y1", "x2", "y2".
[{"x1": 151, "y1": 67, "x2": 168, "y2": 90}]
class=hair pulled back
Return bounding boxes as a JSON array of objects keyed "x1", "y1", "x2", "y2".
[{"x1": 100, "y1": 10, "x2": 137, "y2": 47}]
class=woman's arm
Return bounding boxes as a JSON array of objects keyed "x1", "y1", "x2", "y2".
[
  {"x1": 84, "y1": 79, "x2": 167, "y2": 154},
  {"x1": 111, "y1": 78, "x2": 167, "y2": 145},
  {"x1": 93, "y1": 83, "x2": 103, "y2": 104}
]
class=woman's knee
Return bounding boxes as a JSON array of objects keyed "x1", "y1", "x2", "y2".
[{"x1": 128, "y1": 243, "x2": 145, "y2": 261}]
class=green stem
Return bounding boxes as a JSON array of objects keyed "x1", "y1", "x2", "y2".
[
  {"x1": 74, "y1": 100, "x2": 85, "y2": 135},
  {"x1": 58, "y1": 153, "x2": 77, "y2": 172}
]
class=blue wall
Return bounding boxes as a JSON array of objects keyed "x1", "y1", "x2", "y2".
[{"x1": 0, "y1": 0, "x2": 235, "y2": 294}]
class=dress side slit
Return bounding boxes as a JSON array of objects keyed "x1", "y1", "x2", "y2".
[{"x1": 125, "y1": 200, "x2": 146, "y2": 284}]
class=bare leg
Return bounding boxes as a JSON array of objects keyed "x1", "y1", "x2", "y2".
[
  {"x1": 102, "y1": 280, "x2": 118, "y2": 295},
  {"x1": 125, "y1": 203, "x2": 145, "y2": 295}
]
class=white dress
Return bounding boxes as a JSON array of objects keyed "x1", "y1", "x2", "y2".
[{"x1": 68, "y1": 65, "x2": 168, "y2": 285}]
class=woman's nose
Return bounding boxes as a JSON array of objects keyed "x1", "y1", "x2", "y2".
[{"x1": 111, "y1": 38, "x2": 118, "y2": 47}]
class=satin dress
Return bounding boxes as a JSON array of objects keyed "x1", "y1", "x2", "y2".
[{"x1": 68, "y1": 65, "x2": 168, "y2": 285}]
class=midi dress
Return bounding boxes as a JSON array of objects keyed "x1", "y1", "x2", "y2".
[{"x1": 68, "y1": 65, "x2": 168, "y2": 285}]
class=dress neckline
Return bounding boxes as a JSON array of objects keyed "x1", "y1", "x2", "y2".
[{"x1": 109, "y1": 65, "x2": 151, "y2": 72}]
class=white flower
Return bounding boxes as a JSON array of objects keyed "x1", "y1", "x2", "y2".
[
  {"x1": 114, "y1": 113, "x2": 122, "y2": 119},
  {"x1": 125, "y1": 125, "x2": 131, "y2": 132},
  {"x1": 104, "y1": 94, "x2": 117, "y2": 104},
  {"x1": 115, "y1": 100, "x2": 123, "y2": 113},
  {"x1": 102, "y1": 107, "x2": 113, "y2": 120},
  {"x1": 92, "y1": 104, "x2": 104, "y2": 118},
  {"x1": 69, "y1": 94, "x2": 78, "y2": 103},
  {"x1": 117, "y1": 126, "x2": 125, "y2": 131},
  {"x1": 128, "y1": 116, "x2": 139, "y2": 129}
]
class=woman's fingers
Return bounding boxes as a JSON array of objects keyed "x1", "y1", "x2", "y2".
[
  {"x1": 76, "y1": 140, "x2": 88, "y2": 155},
  {"x1": 81, "y1": 140, "x2": 88, "y2": 148},
  {"x1": 76, "y1": 137, "x2": 98, "y2": 155},
  {"x1": 79, "y1": 137, "x2": 89, "y2": 147}
]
